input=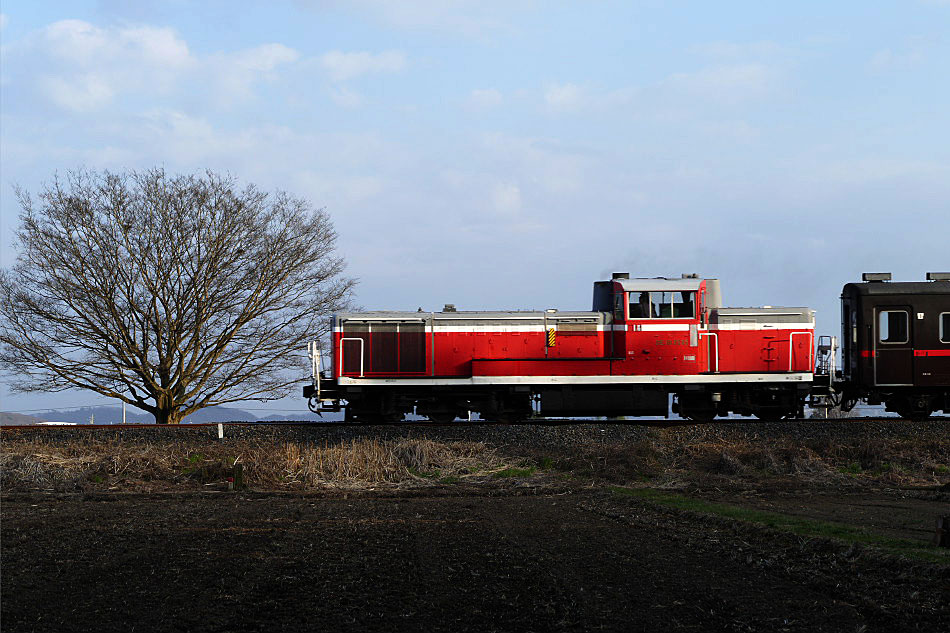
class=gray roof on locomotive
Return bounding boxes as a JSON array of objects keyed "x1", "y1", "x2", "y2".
[{"x1": 335, "y1": 310, "x2": 606, "y2": 322}]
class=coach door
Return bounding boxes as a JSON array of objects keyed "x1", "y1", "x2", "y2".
[{"x1": 874, "y1": 307, "x2": 913, "y2": 386}]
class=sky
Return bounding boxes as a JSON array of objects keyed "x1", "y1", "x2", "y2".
[{"x1": 1, "y1": 1, "x2": 949, "y2": 416}]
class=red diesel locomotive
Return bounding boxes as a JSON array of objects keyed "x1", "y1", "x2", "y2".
[{"x1": 304, "y1": 273, "x2": 816, "y2": 421}]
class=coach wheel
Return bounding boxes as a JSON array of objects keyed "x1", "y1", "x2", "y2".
[
  {"x1": 890, "y1": 397, "x2": 932, "y2": 421},
  {"x1": 752, "y1": 406, "x2": 796, "y2": 422},
  {"x1": 682, "y1": 410, "x2": 716, "y2": 422},
  {"x1": 426, "y1": 411, "x2": 458, "y2": 423}
]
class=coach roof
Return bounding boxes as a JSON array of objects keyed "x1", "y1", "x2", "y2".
[{"x1": 843, "y1": 280, "x2": 950, "y2": 296}]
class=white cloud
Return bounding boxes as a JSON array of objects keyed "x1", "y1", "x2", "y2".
[
  {"x1": 868, "y1": 47, "x2": 925, "y2": 72},
  {"x1": 543, "y1": 83, "x2": 635, "y2": 113},
  {"x1": 544, "y1": 83, "x2": 583, "y2": 112},
  {"x1": 37, "y1": 20, "x2": 191, "y2": 70},
  {"x1": 208, "y1": 43, "x2": 300, "y2": 97},
  {"x1": 5, "y1": 19, "x2": 300, "y2": 111},
  {"x1": 294, "y1": 171, "x2": 387, "y2": 205},
  {"x1": 480, "y1": 133, "x2": 591, "y2": 196},
  {"x1": 468, "y1": 88, "x2": 503, "y2": 109},
  {"x1": 320, "y1": 0, "x2": 533, "y2": 37},
  {"x1": 329, "y1": 86, "x2": 365, "y2": 108},
  {"x1": 20, "y1": 20, "x2": 193, "y2": 111},
  {"x1": 319, "y1": 50, "x2": 406, "y2": 81},
  {"x1": 811, "y1": 157, "x2": 950, "y2": 187},
  {"x1": 0, "y1": 14, "x2": 8, "y2": 30},
  {"x1": 117, "y1": 25, "x2": 192, "y2": 68},
  {"x1": 701, "y1": 120, "x2": 760, "y2": 144},
  {"x1": 490, "y1": 182, "x2": 522, "y2": 215},
  {"x1": 665, "y1": 63, "x2": 777, "y2": 104},
  {"x1": 37, "y1": 73, "x2": 115, "y2": 112},
  {"x1": 694, "y1": 40, "x2": 783, "y2": 60}
]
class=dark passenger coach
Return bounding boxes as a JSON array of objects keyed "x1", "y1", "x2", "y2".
[{"x1": 839, "y1": 272, "x2": 950, "y2": 418}]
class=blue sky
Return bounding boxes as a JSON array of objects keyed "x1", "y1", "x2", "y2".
[{"x1": 1, "y1": 1, "x2": 949, "y2": 415}]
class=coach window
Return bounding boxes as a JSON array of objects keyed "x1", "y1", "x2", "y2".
[
  {"x1": 940, "y1": 313, "x2": 950, "y2": 343},
  {"x1": 879, "y1": 310, "x2": 909, "y2": 344},
  {"x1": 673, "y1": 291, "x2": 696, "y2": 318},
  {"x1": 628, "y1": 292, "x2": 650, "y2": 318}
]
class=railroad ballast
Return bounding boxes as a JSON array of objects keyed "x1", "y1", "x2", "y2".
[{"x1": 304, "y1": 272, "x2": 950, "y2": 421}]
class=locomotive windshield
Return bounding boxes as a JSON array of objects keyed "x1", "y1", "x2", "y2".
[{"x1": 628, "y1": 291, "x2": 695, "y2": 319}]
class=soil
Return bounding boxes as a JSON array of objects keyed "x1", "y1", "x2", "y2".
[{"x1": 3, "y1": 488, "x2": 948, "y2": 633}]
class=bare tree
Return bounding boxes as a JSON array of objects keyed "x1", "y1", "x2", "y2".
[{"x1": 0, "y1": 168, "x2": 354, "y2": 424}]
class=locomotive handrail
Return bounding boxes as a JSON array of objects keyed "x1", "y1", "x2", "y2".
[
  {"x1": 704, "y1": 332, "x2": 719, "y2": 372},
  {"x1": 308, "y1": 341, "x2": 322, "y2": 398},
  {"x1": 340, "y1": 337, "x2": 365, "y2": 377}
]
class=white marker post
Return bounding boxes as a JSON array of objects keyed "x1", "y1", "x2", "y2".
[{"x1": 218, "y1": 423, "x2": 224, "y2": 440}]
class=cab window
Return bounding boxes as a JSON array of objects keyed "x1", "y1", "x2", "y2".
[
  {"x1": 940, "y1": 313, "x2": 950, "y2": 343},
  {"x1": 673, "y1": 292, "x2": 696, "y2": 318},
  {"x1": 651, "y1": 292, "x2": 672, "y2": 318},
  {"x1": 628, "y1": 292, "x2": 650, "y2": 318}
]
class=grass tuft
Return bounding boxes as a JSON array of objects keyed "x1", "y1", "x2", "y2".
[{"x1": 610, "y1": 486, "x2": 950, "y2": 564}]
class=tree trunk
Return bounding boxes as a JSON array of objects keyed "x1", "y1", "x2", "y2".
[{"x1": 154, "y1": 408, "x2": 184, "y2": 425}]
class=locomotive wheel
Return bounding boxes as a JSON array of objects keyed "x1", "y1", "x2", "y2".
[
  {"x1": 752, "y1": 407, "x2": 795, "y2": 422},
  {"x1": 682, "y1": 410, "x2": 716, "y2": 422},
  {"x1": 676, "y1": 394, "x2": 717, "y2": 422}
]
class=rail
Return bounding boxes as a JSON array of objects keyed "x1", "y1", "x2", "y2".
[{"x1": 2, "y1": 414, "x2": 945, "y2": 433}]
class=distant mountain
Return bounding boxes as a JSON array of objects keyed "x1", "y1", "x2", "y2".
[
  {"x1": 257, "y1": 411, "x2": 344, "y2": 422},
  {"x1": 28, "y1": 406, "x2": 152, "y2": 425},
  {"x1": 0, "y1": 412, "x2": 48, "y2": 425},
  {"x1": 14, "y1": 405, "x2": 319, "y2": 424}
]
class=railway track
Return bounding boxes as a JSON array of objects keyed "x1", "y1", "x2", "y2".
[{"x1": 1, "y1": 416, "x2": 946, "y2": 432}]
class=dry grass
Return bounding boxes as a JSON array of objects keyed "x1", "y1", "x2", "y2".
[
  {"x1": 0, "y1": 437, "x2": 512, "y2": 492},
  {"x1": 525, "y1": 431, "x2": 950, "y2": 489},
  {"x1": 3, "y1": 428, "x2": 947, "y2": 493}
]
